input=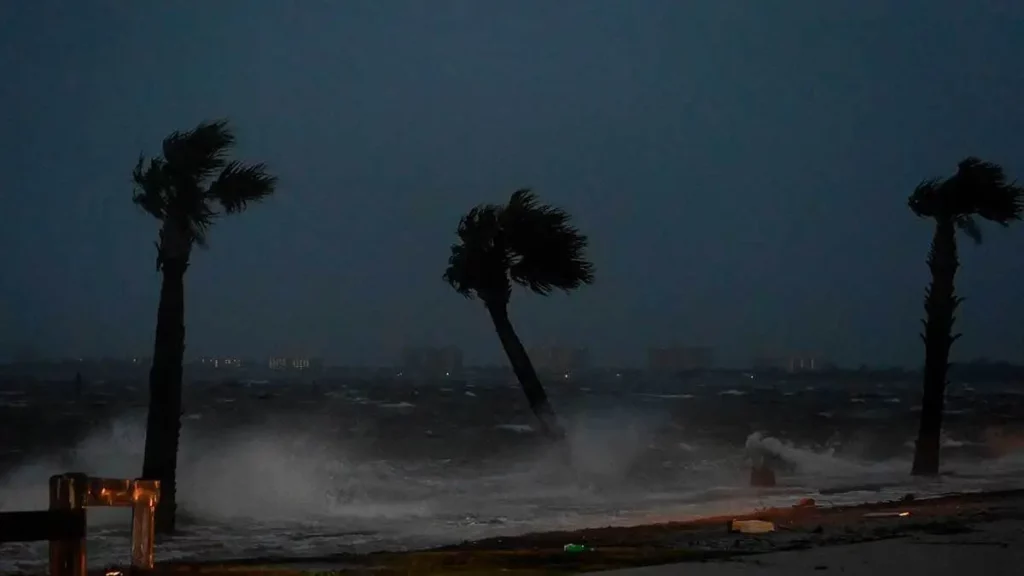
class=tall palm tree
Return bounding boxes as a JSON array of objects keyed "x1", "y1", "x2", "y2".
[
  {"x1": 132, "y1": 120, "x2": 277, "y2": 532},
  {"x1": 908, "y1": 157, "x2": 1021, "y2": 476},
  {"x1": 444, "y1": 190, "x2": 595, "y2": 440}
]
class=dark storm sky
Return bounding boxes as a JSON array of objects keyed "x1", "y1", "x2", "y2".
[{"x1": 2, "y1": 1, "x2": 1023, "y2": 367}]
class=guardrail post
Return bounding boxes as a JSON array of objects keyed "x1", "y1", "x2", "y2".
[
  {"x1": 130, "y1": 479, "x2": 160, "y2": 571},
  {"x1": 48, "y1": 473, "x2": 87, "y2": 576}
]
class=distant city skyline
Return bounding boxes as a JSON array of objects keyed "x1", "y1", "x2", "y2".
[{"x1": 1, "y1": 343, "x2": 1008, "y2": 370}]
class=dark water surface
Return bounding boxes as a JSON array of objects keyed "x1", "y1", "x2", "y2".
[{"x1": 2, "y1": 374, "x2": 1022, "y2": 571}]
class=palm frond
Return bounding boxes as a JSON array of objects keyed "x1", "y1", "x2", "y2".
[
  {"x1": 910, "y1": 157, "x2": 1023, "y2": 225},
  {"x1": 208, "y1": 161, "x2": 278, "y2": 213},
  {"x1": 187, "y1": 215, "x2": 212, "y2": 248},
  {"x1": 908, "y1": 179, "x2": 943, "y2": 219},
  {"x1": 955, "y1": 215, "x2": 983, "y2": 244},
  {"x1": 132, "y1": 119, "x2": 276, "y2": 250},
  {"x1": 131, "y1": 155, "x2": 169, "y2": 220},
  {"x1": 506, "y1": 188, "x2": 541, "y2": 213},
  {"x1": 957, "y1": 157, "x2": 1005, "y2": 188},
  {"x1": 157, "y1": 218, "x2": 211, "y2": 255},
  {"x1": 502, "y1": 190, "x2": 595, "y2": 295},
  {"x1": 443, "y1": 243, "x2": 474, "y2": 298},
  {"x1": 953, "y1": 158, "x2": 1023, "y2": 225},
  {"x1": 444, "y1": 205, "x2": 508, "y2": 300},
  {"x1": 444, "y1": 189, "x2": 594, "y2": 302},
  {"x1": 161, "y1": 119, "x2": 235, "y2": 185}
]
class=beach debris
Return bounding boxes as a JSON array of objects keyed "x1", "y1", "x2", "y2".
[
  {"x1": 795, "y1": 498, "x2": 817, "y2": 508},
  {"x1": 563, "y1": 543, "x2": 593, "y2": 552},
  {"x1": 729, "y1": 519, "x2": 776, "y2": 534},
  {"x1": 863, "y1": 511, "x2": 911, "y2": 518}
]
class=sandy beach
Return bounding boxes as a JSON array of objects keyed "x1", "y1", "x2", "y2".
[
  {"x1": 67, "y1": 488, "x2": 1015, "y2": 575},
  {"x1": 587, "y1": 525, "x2": 1022, "y2": 575},
  {"x1": 587, "y1": 514, "x2": 1023, "y2": 575}
]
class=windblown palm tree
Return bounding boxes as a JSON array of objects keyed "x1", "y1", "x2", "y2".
[
  {"x1": 132, "y1": 120, "x2": 277, "y2": 532},
  {"x1": 908, "y1": 157, "x2": 1021, "y2": 476},
  {"x1": 444, "y1": 190, "x2": 594, "y2": 440}
]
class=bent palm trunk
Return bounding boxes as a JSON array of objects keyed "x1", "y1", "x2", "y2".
[
  {"x1": 486, "y1": 304, "x2": 565, "y2": 440},
  {"x1": 912, "y1": 219, "x2": 958, "y2": 476},
  {"x1": 141, "y1": 256, "x2": 187, "y2": 533}
]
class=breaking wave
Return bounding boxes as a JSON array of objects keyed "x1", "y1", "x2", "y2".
[{"x1": 2, "y1": 386, "x2": 1024, "y2": 570}]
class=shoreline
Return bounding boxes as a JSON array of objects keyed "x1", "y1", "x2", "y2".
[{"x1": 110, "y1": 487, "x2": 1023, "y2": 575}]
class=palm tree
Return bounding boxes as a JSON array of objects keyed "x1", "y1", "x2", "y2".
[
  {"x1": 907, "y1": 157, "x2": 1022, "y2": 476},
  {"x1": 444, "y1": 190, "x2": 595, "y2": 440},
  {"x1": 132, "y1": 120, "x2": 277, "y2": 532}
]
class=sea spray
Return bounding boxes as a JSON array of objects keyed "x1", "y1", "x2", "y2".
[{"x1": 3, "y1": 378, "x2": 1024, "y2": 571}]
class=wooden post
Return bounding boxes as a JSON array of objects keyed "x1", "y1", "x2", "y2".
[
  {"x1": 130, "y1": 479, "x2": 160, "y2": 571},
  {"x1": 49, "y1": 473, "x2": 87, "y2": 576}
]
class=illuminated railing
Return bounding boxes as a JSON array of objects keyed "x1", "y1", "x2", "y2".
[{"x1": 0, "y1": 472, "x2": 160, "y2": 576}]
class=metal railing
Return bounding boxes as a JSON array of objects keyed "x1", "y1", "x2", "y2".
[{"x1": 0, "y1": 472, "x2": 160, "y2": 576}]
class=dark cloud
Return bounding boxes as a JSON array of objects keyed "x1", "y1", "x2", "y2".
[{"x1": 2, "y1": 1, "x2": 1023, "y2": 366}]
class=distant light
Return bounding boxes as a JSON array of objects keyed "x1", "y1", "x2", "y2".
[
  {"x1": 445, "y1": 372, "x2": 450, "y2": 377},
  {"x1": 564, "y1": 373, "x2": 569, "y2": 379}
]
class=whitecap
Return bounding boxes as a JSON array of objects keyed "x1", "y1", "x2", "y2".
[
  {"x1": 495, "y1": 424, "x2": 534, "y2": 434},
  {"x1": 641, "y1": 393, "x2": 694, "y2": 400},
  {"x1": 718, "y1": 389, "x2": 746, "y2": 396}
]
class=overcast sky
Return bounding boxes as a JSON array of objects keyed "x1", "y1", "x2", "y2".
[{"x1": 1, "y1": 1, "x2": 1022, "y2": 367}]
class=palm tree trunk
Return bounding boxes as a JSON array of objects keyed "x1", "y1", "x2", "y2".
[
  {"x1": 912, "y1": 218, "x2": 959, "y2": 476},
  {"x1": 486, "y1": 303, "x2": 565, "y2": 440},
  {"x1": 141, "y1": 256, "x2": 187, "y2": 534}
]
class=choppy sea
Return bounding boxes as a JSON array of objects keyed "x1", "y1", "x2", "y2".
[{"x1": 1, "y1": 373, "x2": 1023, "y2": 571}]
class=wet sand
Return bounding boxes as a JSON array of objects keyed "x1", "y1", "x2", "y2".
[{"x1": 46, "y1": 488, "x2": 1020, "y2": 575}]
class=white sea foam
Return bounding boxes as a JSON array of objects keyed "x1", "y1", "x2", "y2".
[
  {"x1": 495, "y1": 424, "x2": 533, "y2": 433},
  {"x1": 2, "y1": 410, "x2": 1023, "y2": 571},
  {"x1": 641, "y1": 393, "x2": 695, "y2": 400}
]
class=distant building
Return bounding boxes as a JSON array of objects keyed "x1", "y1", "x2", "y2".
[
  {"x1": 268, "y1": 356, "x2": 324, "y2": 372},
  {"x1": 528, "y1": 346, "x2": 590, "y2": 377},
  {"x1": 399, "y1": 346, "x2": 463, "y2": 378},
  {"x1": 787, "y1": 356, "x2": 818, "y2": 372},
  {"x1": 197, "y1": 356, "x2": 243, "y2": 369},
  {"x1": 647, "y1": 346, "x2": 715, "y2": 373},
  {"x1": 752, "y1": 354, "x2": 826, "y2": 373}
]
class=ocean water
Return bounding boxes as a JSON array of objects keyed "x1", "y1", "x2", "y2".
[{"x1": 1, "y1": 373, "x2": 1023, "y2": 571}]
